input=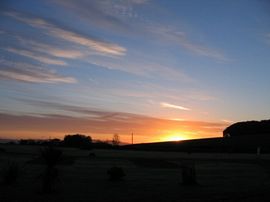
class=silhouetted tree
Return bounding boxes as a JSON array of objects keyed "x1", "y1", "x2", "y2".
[
  {"x1": 63, "y1": 134, "x2": 92, "y2": 149},
  {"x1": 112, "y1": 133, "x2": 120, "y2": 146}
]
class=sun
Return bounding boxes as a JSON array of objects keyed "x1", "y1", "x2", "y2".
[
  {"x1": 165, "y1": 135, "x2": 185, "y2": 141},
  {"x1": 160, "y1": 132, "x2": 187, "y2": 142}
]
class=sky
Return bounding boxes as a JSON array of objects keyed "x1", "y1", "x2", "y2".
[{"x1": 0, "y1": 0, "x2": 270, "y2": 143}]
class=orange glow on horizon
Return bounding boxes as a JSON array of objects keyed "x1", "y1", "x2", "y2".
[{"x1": 0, "y1": 113, "x2": 227, "y2": 143}]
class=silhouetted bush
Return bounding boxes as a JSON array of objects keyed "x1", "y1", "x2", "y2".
[
  {"x1": 1, "y1": 161, "x2": 19, "y2": 186},
  {"x1": 107, "y1": 166, "x2": 125, "y2": 181},
  {"x1": 40, "y1": 146, "x2": 62, "y2": 193},
  {"x1": 64, "y1": 134, "x2": 92, "y2": 149}
]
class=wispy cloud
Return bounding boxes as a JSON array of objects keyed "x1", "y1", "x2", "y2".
[
  {"x1": 5, "y1": 11, "x2": 126, "y2": 56},
  {"x1": 6, "y1": 48, "x2": 67, "y2": 66},
  {"x1": 85, "y1": 54, "x2": 193, "y2": 81},
  {"x1": 221, "y1": 119, "x2": 234, "y2": 124},
  {"x1": 0, "y1": 60, "x2": 76, "y2": 83},
  {"x1": 160, "y1": 102, "x2": 191, "y2": 111},
  {"x1": 16, "y1": 38, "x2": 84, "y2": 59},
  {"x1": 3, "y1": 13, "x2": 192, "y2": 81},
  {"x1": 51, "y1": 0, "x2": 147, "y2": 33},
  {"x1": 148, "y1": 25, "x2": 228, "y2": 61},
  {"x1": 51, "y1": 0, "x2": 228, "y2": 61}
]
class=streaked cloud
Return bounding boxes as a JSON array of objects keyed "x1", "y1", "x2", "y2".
[
  {"x1": 148, "y1": 25, "x2": 228, "y2": 61},
  {"x1": 51, "y1": 0, "x2": 147, "y2": 33},
  {"x1": 160, "y1": 102, "x2": 191, "y2": 111},
  {"x1": 222, "y1": 119, "x2": 234, "y2": 124},
  {"x1": 85, "y1": 54, "x2": 193, "y2": 81},
  {"x1": 5, "y1": 11, "x2": 126, "y2": 56},
  {"x1": 16, "y1": 38, "x2": 84, "y2": 59},
  {"x1": 51, "y1": 0, "x2": 228, "y2": 61},
  {"x1": 2, "y1": 12, "x2": 192, "y2": 81},
  {"x1": 6, "y1": 47, "x2": 67, "y2": 66},
  {"x1": 0, "y1": 60, "x2": 76, "y2": 84}
]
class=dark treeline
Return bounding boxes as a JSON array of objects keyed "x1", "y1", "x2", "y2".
[
  {"x1": 17, "y1": 134, "x2": 113, "y2": 149},
  {"x1": 223, "y1": 119, "x2": 270, "y2": 137}
]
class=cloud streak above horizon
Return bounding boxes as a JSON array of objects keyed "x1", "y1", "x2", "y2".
[
  {"x1": 4, "y1": 11, "x2": 126, "y2": 57},
  {"x1": 161, "y1": 102, "x2": 191, "y2": 111},
  {"x1": 0, "y1": 60, "x2": 76, "y2": 84}
]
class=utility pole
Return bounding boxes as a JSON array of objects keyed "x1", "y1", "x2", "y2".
[{"x1": 131, "y1": 132, "x2": 133, "y2": 145}]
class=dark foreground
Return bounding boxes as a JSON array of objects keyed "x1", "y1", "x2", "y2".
[{"x1": 1, "y1": 145, "x2": 270, "y2": 202}]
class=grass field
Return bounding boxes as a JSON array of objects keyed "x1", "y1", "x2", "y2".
[{"x1": 1, "y1": 144, "x2": 270, "y2": 202}]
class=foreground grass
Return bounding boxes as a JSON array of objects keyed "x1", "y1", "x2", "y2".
[{"x1": 0, "y1": 145, "x2": 270, "y2": 202}]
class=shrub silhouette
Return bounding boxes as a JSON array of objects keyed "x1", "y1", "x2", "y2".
[
  {"x1": 64, "y1": 134, "x2": 92, "y2": 149},
  {"x1": 1, "y1": 161, "x2": 19, "y2": 186},
  {"x1": 40, "y1": 146, "x2": 62, "y2": 193},
  {"x1": 107, "y1": 166, "x2": 125, "y2": 181}
]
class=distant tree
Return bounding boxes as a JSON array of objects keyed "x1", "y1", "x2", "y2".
[
  {"x1": 63, "y1": 134, "x2": 92, "y2": 149},
  {"x1": 112, "y1": 134, "x2": 120, "y2": 146}
]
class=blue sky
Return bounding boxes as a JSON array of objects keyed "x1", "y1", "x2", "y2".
[{"x1": 0, "y1": 0, "x2": 270, "y2": 142}]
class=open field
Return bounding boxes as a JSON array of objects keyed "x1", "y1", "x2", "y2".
[{"x1": 1, "y1": 145, "x2": 270, "y2": 202}]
